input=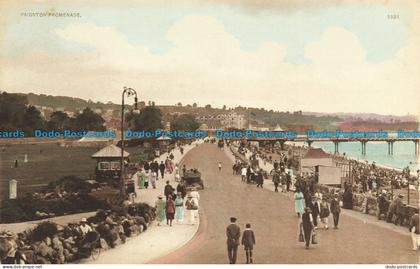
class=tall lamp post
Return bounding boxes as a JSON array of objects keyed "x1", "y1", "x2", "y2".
[{"x1": 120, "y1": 86, "x2": 138, "y2": 199}]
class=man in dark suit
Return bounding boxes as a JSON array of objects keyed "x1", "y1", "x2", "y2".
[
  {"x1": 226, "y1": 217, "x2": 241, "y2": 264},
  {"x1": 330, "y1": 193, "x2": 341, "y2": 229},
  {"x1": 309, "y1": 196, "x2": 321, "y2": 228},
  {"x1": 394, "y1": 194, "x2": 405, "y2": 226}
]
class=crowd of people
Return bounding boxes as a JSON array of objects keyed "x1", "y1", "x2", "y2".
[
  {"x1": 230, "y1": 142, "x2": 420, "y2": 251},
  {"x1": 231, "y1": 159, "x2": 265, "y2": 187},
  {"x1": 134, "y1": 157, "x2": 177, "y2": 190},
  {"x1": 347, "y1": 160, "x2": 418, "y2": 194},
  {"x1": 154, "y1": 180, "x2": 200, "y2": 226}
]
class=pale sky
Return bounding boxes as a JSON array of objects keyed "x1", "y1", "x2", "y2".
[{"x1": 0, "y1": 0, "x2": 419, "y2": 116}]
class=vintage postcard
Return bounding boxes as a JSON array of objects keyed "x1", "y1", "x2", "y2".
[{"x1": 0, "y1": 0, "x2": 419, "y2": 267}]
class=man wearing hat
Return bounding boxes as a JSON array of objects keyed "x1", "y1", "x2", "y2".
[
  {"x1": 301, "y1": 207, "x2": 314, "y2": 249},
  {"x1": 409, "y1": 208, "x2": 420, "y2": 250},
  {"x1": 394, "y1": 194, "x2": 405, "y2": 226},
  {"x1": 330, "y1": 193, "x2": 341, "y2": 229},
  {"x1": 79, "y1": 218, "x2": 93, "y2": 236},
  {"x1": 377, "y1": 190, "x2": 388, "y2": 220},
  {"x1": 309, "y1": 196, "x2": 321, "y2": 228},
  {"x1": 226, "y1": 217, "x2": 241, "y2": 264},
  {"x1": 164, "y1": 181, "x2": 174, "y2": 200}
]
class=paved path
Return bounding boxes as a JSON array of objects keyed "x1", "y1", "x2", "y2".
[
  {"x1": 228, "y1": 146, "x2": 414, "y2": 237},
  {"x1": 84, "y1": 141, "x2": 201, "y2": 263},
  {"x1": 152, "y1": 143, "x2": 419, "y2": 264}
]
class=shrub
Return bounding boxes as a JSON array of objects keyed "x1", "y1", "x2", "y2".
[
  {"x1": 0, "y1": 194, "x2": 108, "y2": 223},
  {"x1": 29, "y1": 221, "x2": 58, "y2": 242},
  {"x1": 0, "y1": 199, "x2": 31, "y2": 223},
  {"x1": 47, "y1": 176, "x2": 94, "y2": 193}
]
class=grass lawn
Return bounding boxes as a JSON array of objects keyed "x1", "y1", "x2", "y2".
[
  {"x1": 0, "y1": 143, "x2": 155, "y2": 200},
  {"x1": 0, "y1": 143, "x2": 98, "y2": 200}
]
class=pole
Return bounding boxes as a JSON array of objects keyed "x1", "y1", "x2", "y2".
[
  {"x1": 120, "y1": 89, "x2": 126, "y2": 199},
  {"x1": 119, "y1": 87, "x2": 138, "y2": 200},
  {"x1": 407, "y1": 181, "x2": 410, "y2": 206},
  {"x1": 391, "y1": 181, "x2": 393, "y2": 198}
]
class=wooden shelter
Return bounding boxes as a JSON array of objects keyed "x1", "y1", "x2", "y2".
[
  {"x1": 91, "y1": 144, "x2": 130, "y2": 182},
  {"x1": 300, "y1": 148, "x2": 333, "y2": 173}
]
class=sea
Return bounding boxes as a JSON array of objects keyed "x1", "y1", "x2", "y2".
[{"x1": 312, "y1": 141, "x2": 419, "y2": 172}]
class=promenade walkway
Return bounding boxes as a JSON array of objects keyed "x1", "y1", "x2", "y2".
[
  {"x1": 2, "y1": 141, "x2": 202, "y2": 264},
  {"x1": 225, "y1": 146, "x2": 413, "y2": 237},
  {"x1": 159, "y1": 143, "x2": 418, "y2": 264}
]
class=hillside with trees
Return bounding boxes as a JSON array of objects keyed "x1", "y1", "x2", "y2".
[
  {"x1": 26, "y1": 93, "x2": 120, "y2": 112},
  {"x1": 4, "y1": 91, "x2": 417, "y2": 132},
  {"x1": 0, "y1": 92, "x2": 106, "y2": 136}
]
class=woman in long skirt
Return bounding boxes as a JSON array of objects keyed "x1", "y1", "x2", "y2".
[
  {"x1": 155, "y1": 196, "x2": 166, "y2": 226},
  {"x1": 294, "y1": 188, "x2": 305, "y2": 217},
  {"x1": 137, "y1": 169, "x2": 146, "y2": 189},
  {"x1": 149, "y1": 170, "x2": 156, "y2": 189},
  {"x1": 174, "y1": 193, "x2": 184, "y2": 223},
  {"x1": 166, "y1": 195, "x2": 176, "y2": 226},
  {"x1": 165, "y1": 158, "x2": 173, "y2": 174}
]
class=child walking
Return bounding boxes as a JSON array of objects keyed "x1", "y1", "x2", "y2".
[{"x1": 241, "y1": 223, "x2": 256, "y2": 264}]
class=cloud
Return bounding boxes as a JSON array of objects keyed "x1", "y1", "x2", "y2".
[{"x1": 0, "y1": 14, "x2": 419, "y2": 116}]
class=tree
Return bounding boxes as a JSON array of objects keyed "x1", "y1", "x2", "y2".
[
  {"x1": 47, "y1": 111, "x2": 69, "y2": 131},
  {"x1": 192, "y1": 103, "x2": 197, "y2": 108},
  {"x1": 22, "y1": 106, "x2": 45, "y2": 133},
  {"x1": 222, "y1": 105, "x2": 227, "y2": 110},
  {"x1": 170, "y1": 114, "x2": 199, "y2": 131},
  {"x1": 205, "y1": 104, "x2": 212, "y2": 109},
  {"x1": 128, "y1": 106, "x2": 163, "y2": 131},
  {"x1": 71, "y1": 107, "x2": 105, "y2": 131},
  {"x1": 177, "y1": 102, "x2": 182, "y2": 107},
  {"x1": 0, "y1": 92, "x2": 28, "y2": 130}
]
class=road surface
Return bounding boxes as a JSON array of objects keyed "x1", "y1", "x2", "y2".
[{"x1": 151, "y1": 143, "x2": 418, "y2": 264}]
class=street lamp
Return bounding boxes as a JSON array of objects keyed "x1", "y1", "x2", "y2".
[{"x1": 120, "y1": 86, "x2": 138, "y2": 199}]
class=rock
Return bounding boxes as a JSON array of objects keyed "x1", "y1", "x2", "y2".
[
  {"x1": 36, "y1": 241, "x2": 53, "y2": 257},
  {"x1": 114, "y1": 237, "x2": 122, "y2": 246},
  {"x1": 52, "y1": 236, "x2": 62, "y2": 248},
  {"x1": 100, "y1": 238, "x2": 109, "y2": 250},
  {"x1": 63, "y1": 249, "x2": 74, "y2": 262},
  {"x1": 63, "y1": 241, "x2": 73, "y2": 251},
  {"x1": 36, "y1": 256, "x2": 51, "y2": 264},
  {"x1": 130, "y1": 224, "x2": 140, "y2": 235}
]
